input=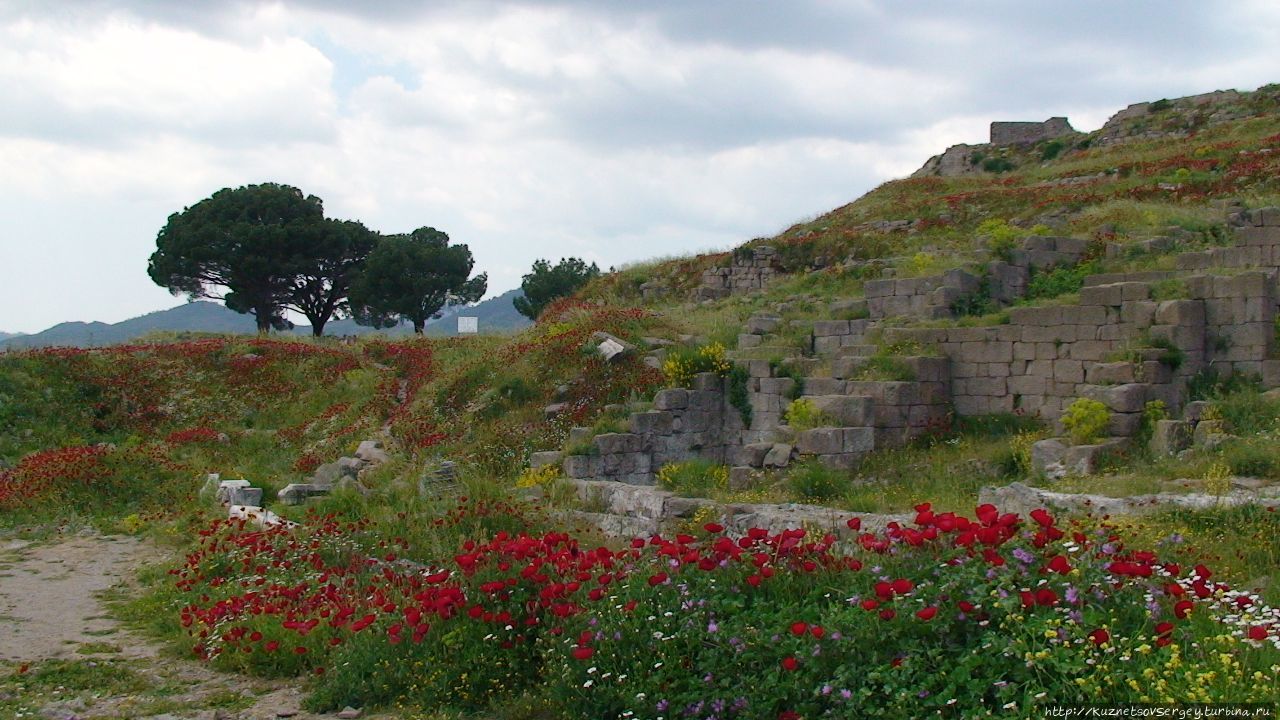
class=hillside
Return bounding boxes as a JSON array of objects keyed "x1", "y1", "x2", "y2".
[
  {"x1": 1, "y1": 83, "x2": 1279, "y2": 717},
  {"x1": 0, "y1": 289, "x2": 529, "y2": 349}
]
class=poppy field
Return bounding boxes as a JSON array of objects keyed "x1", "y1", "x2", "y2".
[{"x1": 156, "y1": 495, "x2": 1279, "y2": 718}]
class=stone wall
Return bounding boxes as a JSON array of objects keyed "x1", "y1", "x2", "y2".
[
  {"x1": 990, "y1": 117, "x2": 1076, "y2": 146},
  {"x1": 563, "y1": 373, "x2": 731, "y2": 485},
  {"x1": 696, "y1": 246, "x2": 781, "y2": 300}
]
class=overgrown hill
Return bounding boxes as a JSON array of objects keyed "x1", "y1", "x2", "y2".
[{"x1": 3, "y1": 82, "x2": 1280, "y2": 718}]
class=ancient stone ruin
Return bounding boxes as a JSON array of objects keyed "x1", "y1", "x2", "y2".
[
  {"x1": 989, "y1": 117, "x2": 1076, "y2": 146},
  {"x1": 546, "y1": 205, "x2": 1280, "y2": 506}
]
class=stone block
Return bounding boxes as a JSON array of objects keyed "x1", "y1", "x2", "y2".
[
  {"x1": 530, "y1": 451, "x2": 564, "y2": 469},
  {"x1": 728, "y1": 466, "x2": 757, "y2": 491},
  {"x1": 863, "y1": 279, "x2": 895, "y2": 298},
  {"x1": 1068, "y1": 341, "x2": 1110, "y2": 361},
  {"x1": 1007, "y1": 374, "x2": 1047, "y2": 395},
  {"x1": 228, "y1": 486, "x2": 263, "y2": 507},
  {"x1": 595, "y1": 433, "x2": 642, "y2": 455},
  {"x1": 1053, "y1": 359, "x2": 1084, "y2": 384},
  {"x1": 1154, "y1": 300, "x2": 1205, "y2": 326},
  {"x1": 809, "y1": 395, "x2": 873, "y2": 426},
  {"x1": 802, "y1": 378, "x2": 846, "y2": 395},
  {"x1": 1149, "y1": 420, "x2": 1192, "y2": 456},
  {"x1": 693, "y1": 372, "x2": 723, "y2": 391},
  {"x1": 796, "y1": 428, "x2": 843, "y2": 455},
  {"x1": 746, "y1": 315, "x2": 782, "y2": 334},
  {"x1": 654, "y1": 388, "x2": 688, "y2": 411},
  {"x1": 355, "y1": 440, "x2": 390, "y2": 464},
  {"x1": 1085, "y1": 362, "x2": 1136, "y2": 385},
  {"x1": 1108, "y1": 412, "x2": 1143, "y2": 437},
  {"x1": 1079, "y1": 284, "x2": 1123, "y2": 306},
  {"x1": 763, "y1": 443, "x2": 795, "y2": 468},
  {"x1": 737, "y1": 334, "x2": 762, "y2": 348},
  {"x1": 1080, "y1": 383, "x2": 1147, "y2": 413},
  {"x1": 842, "y1": 427, "x2": 875, "y2": 453},
  {"x1": 812, "y1": 320, "x2": 850, "y2": 337},
  {"x1": 563, "y1": 455, "x2": 597, "y2": 479},
  {"x1": 744, "y1": 442, "x2": 773, "y2": 468},
  {"x1": 631, "y1": 412, "x2": 674, "y2": 436},
  {"x1": 758, "y1": 377, "x2": 797, "y2": 396},
  {"x1": 278, "y1": 483, "x2": 319, "y2": 505}
]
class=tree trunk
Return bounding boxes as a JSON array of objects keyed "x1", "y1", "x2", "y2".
[
  {"x1": 308, "y1": 314, "x2": 326, "y2": 337},
  {"x1": 413, "y1": 320, "x2": 425, "y2": 334},
  {"x1": 255, "y1": 310, "x2": 271, "y2": 335}
]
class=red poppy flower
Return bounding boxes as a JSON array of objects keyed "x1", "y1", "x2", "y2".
[
  {"x1": 1247, "y1": 625, "x2": 1269, "y2": 641},
  {"x1": 1174, "y1": 600, "x2": 1194, "y2": 620},
  {"x1": 781, "y1": 656, "x2": 799, "y2": 671},
  {"x1": 846, "y1": 517, "x2": 861, "y2": 531},
  {"x1": 1046, "y1": 555, "x2": 1072, "y2": 575},
  {"x1": 1030, "y1": 508, "x2": 1055, "y2": 528},
  {"x1": 647, "y1": 572, "x2": 668, "y2": 587},
  {"x1": 916, "y1": 607, "x2": 938, "y2": 621},
  {"x1": 1088, "y1": 629, "x2": 1109, "y2": 646},
  {"x1": 572, "y1": 646, "x2": 594, "y2": 660},
  {"x1": 790, "y1": 621, "x2": 808, "y2": 636},
  {"x1": 809, "y1": 625, "x2": 825, "y2": 639},
  {"x1": 879, "y1": 609, "x2": 896, "y2": 621},
  {"x1": 703, "y1": 523, "x2": 724, "y2": 533},
  {"x1": 860, "y1": 598, "x2": 879, "y2": 611}
]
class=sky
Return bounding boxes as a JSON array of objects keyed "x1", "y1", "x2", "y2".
[{"x1": 1, "y1": 1, "x2": 1278, "y2": 334}]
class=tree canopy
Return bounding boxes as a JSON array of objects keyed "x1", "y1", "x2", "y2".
[
  {"x1": 282, "y1": 219, "x2": 379, "y2": 336},
  {"x1": 148, "y1": 183, "x2": 324, "y2": 333},
  {"x1": 513, "y1": 257, "x2": 600, "y2": 321},
  {"x1": 349, "y1": 227, "x2": 487, "y2": 334}
]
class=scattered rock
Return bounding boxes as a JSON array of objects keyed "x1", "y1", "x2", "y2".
[
  {"x1": 762, "y1": 443, "x2": 795, "y2": 469},
  {"x1": 355, "y1": 440, "x2": 390, "y2": 465},
  {"x1": 337, "y1": 707, "x2": 363, "y2": 719},
  {"x1": 589, "y1": 331, "x2": 635, "y2": 362}
]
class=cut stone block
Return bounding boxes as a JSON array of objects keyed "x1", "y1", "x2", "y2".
[{"x1": 1149, "y1": 420, "x2": 1192, "y2": 456}]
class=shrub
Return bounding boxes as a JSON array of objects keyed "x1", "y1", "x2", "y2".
[
  {"x1": 655, "y1": 459, "x2": 728, "y2": 496},
  {"x1": 1040, "y1": 139, "x2": 1065, "y2": 161},
  {"x1": 783, "y1": 399, "x2": 836, "y2": 432},
  {"x1": 662, "y1": 342, "x2": 732, "y2": 387},
  {"x1": 855, "y1": 355, "x2": 916, "y2": 382},
  {"x1": 1211, "y1": 389, "x2": 1280, "y2": 436},
  {"x1": 786, "y1": 460, "x2": 850, "y2": 501},
  {"x1": 515, "y1": 464, "x2": 560, "y2": 489},
  {"x1": 1061, "y1": 397, "x2": 1110, "y2": 445},
  {"x1": 950, "y1": 276, "x2": 998, "y2": 317},
  {"x1": 1025, "y1": 259, "x2": 1100, "y2": 301},
  {"x1": 982, "y1": 156, "x2": 1015, "y2": 173},
  {"x1": 1186, "y1": 367, "x2": 1260, "y2": 402},
  {"x1": 1220, "y1": 440, "x2": 1278, "y2": 479},
  {"x1": 727, "y1": 365, "x2": 753, "y2": 427}
]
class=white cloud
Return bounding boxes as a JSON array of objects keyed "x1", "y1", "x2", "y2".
[{"x1": 1, "y1": 0, "x2": 1279, "y2": 333}]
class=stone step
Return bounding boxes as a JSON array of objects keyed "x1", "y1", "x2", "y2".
[
  {"x1": 726, "y1": 346, "x2": 804, "y2": 361},
  {"x1": 834, "y1": 344, "x2": 879, "y2": 358},
  {"x1": 1082, "y1": 270, "x2": 1176, "y2": 287}
]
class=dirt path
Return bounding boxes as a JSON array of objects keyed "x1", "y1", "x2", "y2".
[{"x1": 0, "y1": 534, "x2": 386, "y2": 720}]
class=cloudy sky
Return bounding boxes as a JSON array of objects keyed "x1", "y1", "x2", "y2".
[{"x1": 1, "y1": 1, "x2": 1277, "y2": 333}]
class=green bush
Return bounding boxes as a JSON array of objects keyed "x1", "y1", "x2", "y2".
[
  {"x1": 662, "y1": 343, "x2": 731, "y2": 387},
  {"x1": 1186, "y1": 367, "x2": 1260, "y2": 402},
  {"x1": 1040, "y1": 139, "x2": 1065, "y2": 161},
  {"x1": 727, "y1": 365, "x2": 753, "y2": 427},
  {"x1": 1212, "y1": 390, "x2": 1280, "y2": 437},
  {"x1": 1221, "y1": 440, "x2": 1279, "y2": 479},
  {"x1": 786, "y1": 459, "x2": 850, "y2": 501},
  {"x1": 1025, "y1": 259, "x2": 1100, "y2": 301},
  {"x1": 784, "y1": 398, "x2": 836, "y2": 432},
  {"x1": 655, "y1": 459, "x2": 728, "y2": 496},
  {"x1": 1061, "y1": 397, "x2": 1110, "y2": 445}
]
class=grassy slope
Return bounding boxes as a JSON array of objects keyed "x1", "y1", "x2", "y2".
[{"x1": 2, "y1": 86, "x2": 1280, "y2": 716}]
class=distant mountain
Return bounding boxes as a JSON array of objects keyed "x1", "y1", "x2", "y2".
[
  {"x1": 0, "y1": 332, "x2": 21, "y2": 341},
  {"x1": 0, "y1": 289, "x2": 530, "y2": 350}
]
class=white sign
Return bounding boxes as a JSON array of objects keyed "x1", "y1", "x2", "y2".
[{"x1": 457, "y1": 316, "x2": 478, "y2": 334}]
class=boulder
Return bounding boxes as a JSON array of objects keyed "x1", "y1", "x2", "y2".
[
  {"x1": 1149, "y1": 420, "x2": 1192, "y2": 456},
  {"x1": 355, "y1": 440, "x2": 390, "y2": 465},
  {"x1": 278, "y1": 483, "x2": 320, "y2": 505},
  {"x1": 589, "y1": 332, "x2": 636, "y2": 362},
  {"x1": 215, "y1": 479, "x2": 252, "y2": 505},
  {"x1": 227, "y1": 486, "x2": 263, "y2": 507},
  {"x1": 762, "y1": 443, "x2": 795, "y2": 469}
]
